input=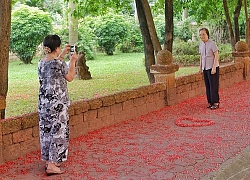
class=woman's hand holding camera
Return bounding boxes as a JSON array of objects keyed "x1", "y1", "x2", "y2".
[
  {"x1": 70, "y1": 50, "x2": 78, "y2": 63},
  {"x1": 59, "y1": 44, "x2": 78, "y2": 62},
  {"x1": 58, "y1": 44, "x2": 70, "y2": 60},
  {"x1": 66, "y1": 44, "x2": 78, "y2": 62}
]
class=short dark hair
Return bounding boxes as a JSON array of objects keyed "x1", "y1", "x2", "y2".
[
  {"x1": 43, "y1": 35, "x2": 61, "y2": 52},
  {"x1": 199, "y1": 28, "x2": 210, "y2": 39}
]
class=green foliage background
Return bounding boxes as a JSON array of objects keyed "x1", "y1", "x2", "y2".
[
  {"x1": 10, "y1": 5, "x2": 52, "y2": 64},
  {"x1": 92, "y1": 12, "x2": 129, "y2": 55}
]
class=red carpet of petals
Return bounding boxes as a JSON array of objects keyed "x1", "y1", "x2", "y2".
[{"x1": 1, "y1": 81, "x2": 250, "y2": 179}]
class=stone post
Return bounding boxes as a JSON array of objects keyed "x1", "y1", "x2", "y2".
[
  {"x1": 150, "y1": 49, "x2": 179, "y2": 105},
  {"x1": 0, "y1": 96, "x2": 6, "y2": 165},
  {"x1": 232, "y1": 41, "x2": 250, "y2": 80}
]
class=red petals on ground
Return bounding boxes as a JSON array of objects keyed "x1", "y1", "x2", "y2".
[
  {"x1": 1, "y1": 81, "x2": 250, "y2": 179},
  {"x1": 175, "y1": 117, "x2": 215, "y2": 127}
]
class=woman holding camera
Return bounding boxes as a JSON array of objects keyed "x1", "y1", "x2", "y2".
[{"x1": 38, "y1": 35, "x2": 78, "y2": 175}]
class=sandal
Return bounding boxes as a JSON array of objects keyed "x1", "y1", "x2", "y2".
[
  {"x1": 45, "y1": 162, "x2": 62, "y2": 170},
  {"x1": 45, "y1": 168, "x2": 64, "y2": 176},
  {"x1": 207, "y1": 104, "x2": 212, "y2": 108},
  {"x1": 210, "y1": 103, "x2": 219, "y2": 110}
]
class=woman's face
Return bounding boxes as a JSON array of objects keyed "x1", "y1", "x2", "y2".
[{"x1": 199, "y1": 30, "x2": 209, "y2": 42}]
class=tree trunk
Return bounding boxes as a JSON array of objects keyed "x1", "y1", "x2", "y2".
[
  {"x1": 133, "y1": 0, "x2": 139, "y2": 23},
  {"x1": 141, "y1": 0, "x2": 162, "y2": 54},
  {"x1": 0, "y1": 0, "x2": 11, "y2": 119},
  {"x1": 164, "y1": 0, "x2": 173, "y2": 53},
  {"x1": 246, "y1": 19, "x2": 250, "y2": 49},
  {"x1": 244, "y1": 0, "x2": 250, "y2": 49},
  {"x1": 68, "y1": 1, "x2": 78, "y2": 45},
  {"x1": 182, "y1": 8, "x2": 188, "y2": 21},
  {"x1": 234, "y1": 0, "x2": 242, "y2": 43},
  {"x1": 211, "y1": 19, "x2": 230, "y2": 44},
  {"x1": 244, "y1": 0, "x2": 248, "y2": 19},
  {"x1": 223, "y1": 0, "x2": 236, "y2": 51},
  {"x1": 135, "y1": 0, "x2": 155, "y2": 84}
]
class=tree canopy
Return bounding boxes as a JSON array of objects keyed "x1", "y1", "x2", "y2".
[{"x1": 66, "y1": 0, "x2": 133, "y2": 17}]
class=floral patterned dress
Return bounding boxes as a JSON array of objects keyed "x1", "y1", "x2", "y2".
[{"x1": 38, "y1": 59, "x2": 70, "y2": 163}]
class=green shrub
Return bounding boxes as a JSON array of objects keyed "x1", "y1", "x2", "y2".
[
  {"x1": 217, "y1": 42, "x2": 232, "y2": 63},
  {"x1": 174, "y1": 19, "x2": 196, "y2": 42},
  {"x1": 173, "y1": 39, "x2": 199, "y2": 55},
  {"x1": 173, "y1": 55, "x2": 200, "y2": 66},
  {"x1": 77, "y1": 19, "x2": 97, "y2": 60},
  {"x1": 93, "y1": 12, "x2": 129, "y2": 55},
  {"x1": 53, "y1": 25, "x2": 68, "y2": 45},
  {"x1": 217, "y1": 43, "x2": 232, "y2": 53},
  {"x1": 10, "y1": 4, "x2": 52, "y2": 64},
  {"x1": 154, "y1": 14, "x2": 165, "y2": 44},
  {"x1": 118, "y1": 17, "x2": 143, "y2": 53},
  {"x1": 173, "y1": 39, "x2": 199, "y2": 66},
  {"x1": 173, "y1": 41, "x2": 233, "y2": 66},
  {"x1": 219, "y1": 53, "x2": 233, "y2": 63}
]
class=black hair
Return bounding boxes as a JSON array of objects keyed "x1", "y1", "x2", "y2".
[
  {"x1": 43, "y1": 35, "x2": 61, "y2": 52},
  {"x1": 199, "y1": 28, "x2": 210, "y2": 39}
]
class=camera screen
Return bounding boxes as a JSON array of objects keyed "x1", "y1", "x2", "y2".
[{"x1": 70, "y1": 46, "x2": 75, "y2": 52}]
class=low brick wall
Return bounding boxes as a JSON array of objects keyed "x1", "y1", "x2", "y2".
[
  {"x1": 0, "y1": 83, "x2": 166, "y2": 163},
  {"x1": 0, "y1": 61, "x2": 246, "y2": 164},
  {"x1": 175, "y1": 62, "x2": 244, "y2": 103}
]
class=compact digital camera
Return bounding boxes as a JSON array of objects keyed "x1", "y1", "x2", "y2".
[{"x1": 70, "y1": 45, "x2": 75, "y2": 54}]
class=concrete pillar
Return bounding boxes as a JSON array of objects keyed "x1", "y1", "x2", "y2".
[
  {"x1": 150, "y1": 49, "x2": 179, "y2": 105},
  {"x1": 0, "y1": 96, "x2": 6, "y2": 165},
  {"x1": 232, "y1": 51, "x2": 250, "y2": 80}
]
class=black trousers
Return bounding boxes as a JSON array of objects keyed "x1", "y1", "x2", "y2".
[{"x1": 203, "y1": 67, "x2": 220, "y2": 105}]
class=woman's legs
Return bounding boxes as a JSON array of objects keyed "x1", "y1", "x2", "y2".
[
  {"x1": 203, "y1": 67, "x2": 220, "y2": 107},
  {"x1": 210, "y1": 67, "x2": 220, "y2": 109},
  {"x1": 39, "y1": 106, "x2": 69, "y2": 174},
  {"x1": 203, "y1": 69, "x2": 211, "y2": 105}
]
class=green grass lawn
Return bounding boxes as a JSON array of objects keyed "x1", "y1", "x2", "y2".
[{"x1": 6, "y1": 52, "x2": 198, "y2": 118}]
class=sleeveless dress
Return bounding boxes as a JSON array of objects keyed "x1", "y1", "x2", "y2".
[{"x1": 38, "y1": 59, "x2": 70, "y2": 163}]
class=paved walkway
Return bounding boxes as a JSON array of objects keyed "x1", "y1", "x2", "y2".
[{"x1": 1, "y1": 81, "x2": 250, "y2": 180}]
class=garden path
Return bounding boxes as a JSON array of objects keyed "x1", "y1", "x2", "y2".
[{"x1": 1, "y1": 80, "x2": 250, "y2": 179}]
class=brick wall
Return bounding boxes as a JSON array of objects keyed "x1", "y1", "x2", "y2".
[
  {"x1": 0, "y1": 61, "x2": 246, "y2": 164},
  {"x1": 175, "y1": 62, "x2": 244, "y2": 103},
  {"x1": 0, "y1": 83, "x2": 166, "y2": 163}
]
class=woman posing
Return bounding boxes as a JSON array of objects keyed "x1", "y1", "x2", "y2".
[{"x1": 199, "y1": 28, "x2": 220, "y2": 110}]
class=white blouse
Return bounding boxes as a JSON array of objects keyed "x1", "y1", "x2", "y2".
[{"x1": 199, "y1": 39, "x2": 219, "y2": 70}]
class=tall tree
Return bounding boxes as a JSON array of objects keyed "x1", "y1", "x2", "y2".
[
  {"x1": 65, "y1": 0, "x2": 132, "y2": 52},
  {"x1": 164, "y1": 0, "x2": 173, "y2": 52},
  {"x1": 140, "y1": 0, "x2": 161, "y2": 54},
  {"x1": 68, "y1": 0, "x2": 78, "y2": 45},
  {"x1": 233, "y1": 0, "x2": 243, "y2": 44},
  {"x1": 67, "y1": 0, "x2": 163, "y2": 83},
  {"x1": 0, "y1": 0, "x2": 11, "y2": 119},
  {"x1": 244, "y1": 0, "x2": 250, "y2": 49},
  {"x1": 223, "y1": 0, "x2": 240, "y2": 50},
  {"x1": 176, "y1": 0, "x2": 245, "y2": 50},
  {"x1": 135, "y1": 0, "x2": 155, "y2": 83}
]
